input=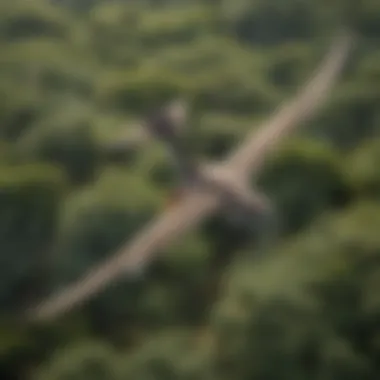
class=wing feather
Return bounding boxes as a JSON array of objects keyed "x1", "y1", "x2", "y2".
[
  {"x1": 28, "y1": 192, "x2": 219, "y2": 322},
  {"x1": 226, "y1": 30, "x2": 354, "y2": 177}
]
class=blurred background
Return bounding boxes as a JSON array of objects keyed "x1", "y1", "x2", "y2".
[{"x1": 0, "y1": 0, "x2": 379, "y2": 379}]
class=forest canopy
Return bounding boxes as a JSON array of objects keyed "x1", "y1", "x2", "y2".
[{"x1": 0, "y1": 0, "x2": 379, "y2": 379}]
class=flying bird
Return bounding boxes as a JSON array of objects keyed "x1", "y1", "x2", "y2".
[
  {"x1": 142, "y1": 97, "x2": 200, "y2": 192},
  {"x1": 28, "y1": 30, "x2": 354, "y2": 322},
  {"x1": 103, "y1": 98, "x2": 190, "y2": 156},
  {"x1": 103, "y1": 98, "x2": 196, "y2": 199}
]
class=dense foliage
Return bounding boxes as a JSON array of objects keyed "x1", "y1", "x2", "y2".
[{"x1": 0, "y1": 0, "x2": 379, "y2": 379}]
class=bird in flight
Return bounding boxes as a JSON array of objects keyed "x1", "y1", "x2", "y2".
[
  {"x1": 28, "y1": 30, "x2": 354, "y2": 322},
  {"x1": 102, "y1": 98, "x2": 190, "y2": 163},
  {"x1": 103, "y1": 97, "x2": 196, "y2": 207}
]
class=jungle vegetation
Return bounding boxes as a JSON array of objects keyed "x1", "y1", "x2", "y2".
[{"x1": 0, "y1": 0, "x2": 379, "y2": 379}]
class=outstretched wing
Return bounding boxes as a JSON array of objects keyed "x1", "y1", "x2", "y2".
[
  {"x1": 28, "y1": 192, "x2": 219, "y2": 322},
  {"x1": 226, "y1": 30, "x2": 354, "y2": 177}
]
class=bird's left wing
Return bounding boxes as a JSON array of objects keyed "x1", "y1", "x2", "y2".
[
  {"x1": 28, "y1": 192, "x2": 220, "y2": 322},
  {"x1": 225, "y1": 30, "x2": 354, "y2": 178}
]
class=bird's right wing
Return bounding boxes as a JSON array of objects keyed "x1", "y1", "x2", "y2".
[
  {"x1": 226, "y1": 30, "x2": 354, "y2": 178},
  {"x1": 27, "y1": 191, "x2": 220, "y2": 322}
]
